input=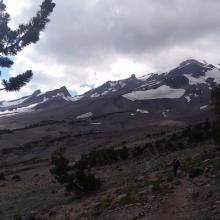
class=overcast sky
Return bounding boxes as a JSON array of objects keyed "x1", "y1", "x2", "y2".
[{"x1": 2, "y1": 0, "x2": 220, "y2": 100}]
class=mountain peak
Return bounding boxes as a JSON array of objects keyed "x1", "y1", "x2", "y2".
[
  {"x1": 130, "y1": 74, "x2": 137, "y2": 80},
  {"x1": 57, "y1": 86, "x2": 71, "y2": 96},
  {"x1": 178, "y1": 59, "x2": 207, "y2": 68},
  {"x1": 32, "y1": 89, "x2": 42, "y2": 96}
]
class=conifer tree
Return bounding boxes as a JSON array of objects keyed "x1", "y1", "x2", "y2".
[
  {"x1": 0, "y1": 0, "x2": 55, "y2": 92},
  {"x1": 212, "y1": 85, "x2": 220, "y2": 143}
]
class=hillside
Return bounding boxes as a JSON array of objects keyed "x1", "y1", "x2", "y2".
[{"x1": 0, "y1": 124, "x2": 220, "y2": 219}]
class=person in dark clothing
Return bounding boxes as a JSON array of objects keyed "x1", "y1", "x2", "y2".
[{"x1": 170, "y1": 159, "x2": 181, "y2": 177}]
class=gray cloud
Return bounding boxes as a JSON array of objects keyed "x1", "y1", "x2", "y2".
[
  {"x1": 4, "y1": 0, "x2": 220, "y2": 99},
  {"x1": 36, "y1": 0, "x2": 220, "y2": 63}
]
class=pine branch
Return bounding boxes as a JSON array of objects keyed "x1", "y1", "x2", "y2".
[
  {"x1": 2, "y1": 0, "x2": 55, "y2": 55},
  {"x1": 1, "y1": 70, "x2": 33, "y2": 91},
  {"x1": 0, "y1": 0, "x2": 55, "y2": 93},
  {"x1": 0, "y1": 56, "x2": 13, "y2": 68}
]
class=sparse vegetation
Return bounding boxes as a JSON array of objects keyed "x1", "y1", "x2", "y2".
[{"x1": 50, "y1": 148, "x2": 101, "y2": 193}]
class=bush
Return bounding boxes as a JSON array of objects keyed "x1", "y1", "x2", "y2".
[
  {"x1": 50, "y1": 148, "x2": 101, "y2": 194},
  {"x1": 0, "y1": 173, "x2": 6, "y2": 181},
  {"x1": 155, "y1": 141, "x2": 164, "y2": 153},
  {"x1": 165, "y1": 140, "x2": 176, "y2": 152},
  {"x1": 12, "y1": 175, "x2": 21, "y2": 182},
  {"x1": 212, "y1": 120, "x2": 220, "y2": 144},
  {"x1": 50, "y1": 148, "x2": 69, "y2": 184},
  {"x1": 87, "y1": 148, "x2": 118, "y2": 167},
  {"x1": 74, "y1": 170, "x2": 101, "y2": 192},
  {"x1": 132, "y1": 146, "x2": 144, "y2": 158},
  {"x1": 119, "y1": 147, "x2": 129, "y2": 160},
  {"x1": 145, "y1": 143, "x2": 156, "y2": 154}
]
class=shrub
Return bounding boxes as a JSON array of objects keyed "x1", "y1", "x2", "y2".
[
  {"x1": 119, "y1": 147, "x2": 129, "y2": 160},
  {"x1": 132, "y1": 146, "x2": 144, "y2": 158},
  {"x1": 74, "y1": 170, "x2": 101, "y2": 192},
  {"x1": 50, "y1": 148, "x2": 101, "y2": 194},
  {"x1": 12, "y1": 175, "x2": 21, "y2": 182},
  {"x1": 165, "y1": 140, "x2": 176, "y2": 152},
  {"x1": 212, "y1": 120, "x2": 220, "y2": 144},
  {"x1": 0, "y1": 173, "x2": 6, "y2": 181}
]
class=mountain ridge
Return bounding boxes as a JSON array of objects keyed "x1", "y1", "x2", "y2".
[{"x1": 0, "y1": 59, "x2": 218, "y2": 128}]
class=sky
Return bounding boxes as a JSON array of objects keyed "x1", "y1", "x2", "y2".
[{"x1": 1, "y1": 0, "x2": 220, "y2": 100}]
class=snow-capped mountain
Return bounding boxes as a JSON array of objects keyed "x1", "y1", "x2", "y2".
[
  {"x1": 72, "y1": 59, "x2": 219, "y2": 120},
  {"x1": 0, "y1": 59, "x2": 219, "y2": 127},
  {"x1": 0, "y1": 86, "x2": 72, "y2": 117},
  {"x1": 82, "y1": 59, "x2": 219, "y2": 101}
]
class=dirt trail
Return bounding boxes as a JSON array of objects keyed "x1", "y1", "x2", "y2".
[
  {"x1": 146, "y1": 179, "x2": 194, "y2": 220},
  {"x1": 102, "y1": 178, "x2": 196, "y2": 220}
]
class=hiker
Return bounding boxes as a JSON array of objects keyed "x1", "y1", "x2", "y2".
[{"x1": 169, "y1": 159, "x2": 181, "y2": 177}]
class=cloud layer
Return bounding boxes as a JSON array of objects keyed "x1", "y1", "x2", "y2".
[{"x1": 2, "y1": 0, "x2": 220, "y2": 100}]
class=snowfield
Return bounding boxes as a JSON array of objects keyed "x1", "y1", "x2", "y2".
[
  {"x1": 0, "y1": 96, "x2": 29, "y2": 108},
  {"x1": 184, "y1": 68, "x2": 220, "y2": 85},
  {"x1": 184, "y1": 74, "x2": 206, "y2": 85},
  {"x1": 0, "y1": 103, "x2": 37, "y2": 117},
  {"x1": 76, "y1": 112, "x2": 93, "y2": 119},
  {"x1": 122, "y1": 85, "x2": 185, "y2": 101}
]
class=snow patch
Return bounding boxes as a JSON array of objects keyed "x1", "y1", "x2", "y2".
[
  {"x1": 66, "y1": 95, "x2": 83, "y2": 102},
  {"x1": 138, "y1": 80, "x2": 161, "y2": 89},
  {"x1": 109, "y1": 81, "x2": 118, "y2": 87},
  {"x1": 138, "y1": 73, "x2": 156, "y2": 81},
  {"x1": 184, "y1": 74, "x2": 206, "y2": 85},
  {"x1": 185, "y1": 96, "x2": 191, "y2": 103},
  {"x1": 136, "y1": 109, "x2": 149, "y2": 114},
  {"x1": 119, "y1": 81, "x2": 126, "y2": 88},
  {"x1": 101, "y1": 91, "x2": 109, "y2": 96},
  {"x1": 91, "y1": 93, "x2": 100, "y2": 98},
  {"x1": 200, "y1": 105, "x2": 208, "y2": 110},
  {"x1": 206, "y1": 68, "x2": 220, "y2": 84},
  {"x1": 138, "y1": 74, "x2": 150, "y2": 81},
  {"x1": 162, "y1": 112, "x2": 167, "y2": 117},
  {"x1": 0, "y1": 96, "x2": 29, "y2": 107},
  {"x1": 177, "y1": 62, "x2": 191, "y2": 69},
  {"x1": 184, "y1": 68, "x2": 220, "y2": 85},
  {"x1": 76, "y1": 112, "x2": 93, "y2": 119},
  {"x1": 91, "y1": 122, "x2": 101, "y2": 125},
  {"x1": 123, "y1": 85, "x2": 185, "y2": 101},
  {"x1": 0, "y1": 103, "x2": 38, "y2": 118},
  {"x1": 162, "y1": 109, "x2": 170, "y2": 118}
]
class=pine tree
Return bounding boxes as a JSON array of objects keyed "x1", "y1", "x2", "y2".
[
  {"x1": 212, "y1": 85, "x2": 220, "y2": 117},
  {"x1": 212, "y1": 85, "x2": 220, "y2": 144},
  {"x1": 0, "y1": 0, "x2": 55, "y2": 92}
]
